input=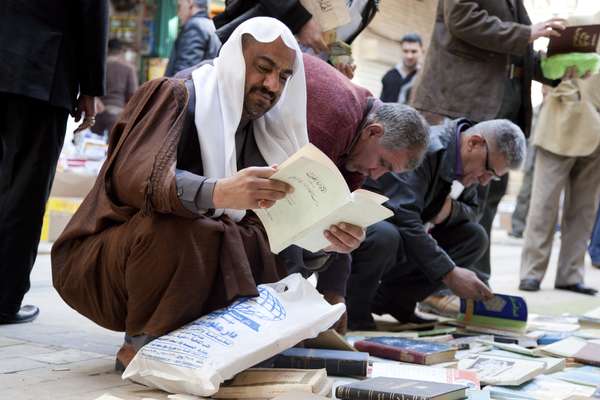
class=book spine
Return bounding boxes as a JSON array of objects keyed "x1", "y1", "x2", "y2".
[
  {"x1": 354, "y1": 341, "x2": 427, "y2": 364},
  {"x1": 273, "y1": 355, "x2": 367, "y2": 377},
  {"x1": 335, "y1": 386, "x2": 427, "y2": 400}
]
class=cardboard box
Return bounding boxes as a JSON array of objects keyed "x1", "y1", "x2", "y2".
[{"x1": 40, "y1": 197, "x2": 83, "y2": 242}]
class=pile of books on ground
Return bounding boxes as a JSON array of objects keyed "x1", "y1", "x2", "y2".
[{"x1": 204, "y1": 296, "x2": 600, "y2": 400}]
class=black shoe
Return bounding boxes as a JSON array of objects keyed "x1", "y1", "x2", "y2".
[
  {"x1": 555, "y1": 283, "x2": 598, "y2": 296},
  {"x1": 347, "y1": 318, "x2": 377, "y2": 331},
  {"x1": 0, "y1": 305, "x2": 40, "y2": 324},
  {"x1": 508, "y1": 231, "x2": 523, "y2": 239},
  {"x1": 519, "y1": 278, "x2": 540, "y2": 291}
]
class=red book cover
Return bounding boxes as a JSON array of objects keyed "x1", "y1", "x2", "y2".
[
  {"x1": 547, "y1": 24, "x2": 600, "y2": 56},
  {"x1": 355, "y1": 340, "x2": 427, "y2": 364}
]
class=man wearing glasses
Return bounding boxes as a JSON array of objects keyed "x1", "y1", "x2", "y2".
[{"x1": 346, "y1": 119, "x2": 526, "y2": 330}]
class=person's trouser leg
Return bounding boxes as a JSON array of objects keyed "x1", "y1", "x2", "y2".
[
  {"x1": 376, "y1": 221, "x2": 487, "y2": 321},
  {"x1": 520, "y1": 148, "x2": 571, "y2": 283},
  {"x1": 589, "y1": 204, "x2": 600, "y2": 266},
  {"x1": 555, "y1": 149, "x2": 600, "y2": 286},
  {"x1": 346, "y1": 221, "x2": 401, "y2": 325},
  {"x1": 511, "y1": 145, "x2": 536, "y2": 237},
  {"x1": 0, "y1": 94, "x2": 67, "y2": 315}
]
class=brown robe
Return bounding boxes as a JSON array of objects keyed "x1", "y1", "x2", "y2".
[{"x1": 51, "y1": 78, "x2": 285, "y2": 337}]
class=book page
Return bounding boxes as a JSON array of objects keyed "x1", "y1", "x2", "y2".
[
  {"x1": 289, "y1": 189, "x2": 393, "y2": 253},
  {"x1": 254, "y1": 144, "x2": 352, "y2": 254},
  {"x1": 299, "y1": 0, "x2": 351, "y2": 31}
]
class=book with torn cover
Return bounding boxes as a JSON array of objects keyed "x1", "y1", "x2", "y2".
[
  {"x1": 213, "y1": 368, "x2": 330, "y2": 399},
  {"x1": 370, "y1": 362, "x2": 480, "y2": 389},
  {"x1": 458, "y1": 294, "x2": 528, "y2": 333},
  {"x1": 458, "y1": 354, "x2": 546, "y2": 386},
  {"x1": 253, "y1": 143, "x2": 393, "y2": 254},
  {"x1": 354, "y1": 337, "x2": 456, "y2": 365},
  {"x1": 273, "y1": 347, "x2": 369, "y2": 377},
  {"x1": 335, "y1": 377, "x2": 467, "y2": 400},
  {"x1": 547, "y1": 24, "x2": 600, "y2": 56}
]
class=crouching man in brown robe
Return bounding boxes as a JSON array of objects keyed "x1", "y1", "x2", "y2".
[{"x1": 51, "y1": 17, "x2": 364, "y2": 367}]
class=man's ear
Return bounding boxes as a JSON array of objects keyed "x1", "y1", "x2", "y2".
[
  {"x1": 467, "y1": 133, "x2": 485, "y2": 150},
  {"x1": 363, "y1": 123, "x2": 384, "y2": 139}
]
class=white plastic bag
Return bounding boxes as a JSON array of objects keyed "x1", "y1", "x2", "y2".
[{"x1": 122, "y1": 274, "x2": 345, "y2": 397}]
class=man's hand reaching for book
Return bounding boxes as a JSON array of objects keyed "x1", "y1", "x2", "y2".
[
  {"x1": 323, "y1": 223, "x2": 365, "y2": 254},
  {"x1": 213, "y1": 166, "x2": 293, "y2": 210},
  {"x1": 443, "y1": 267, "x2": 493, "y2": 301}
]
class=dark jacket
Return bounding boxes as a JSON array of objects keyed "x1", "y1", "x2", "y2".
[
  {"x1": 165, "y1": 10, "x2": 221, "y2": 77},
  {"x1": 380, "y1": 67, "x2": 418, "y2": 103},
  {"x1": 214, "y1": 0, "x2": 378, "y2": 45},
  {"x1": 411, "y1": 0, "x2": 555, "y2": 136},
  {"x1": 214, "y1": 0, "x2": 312, "y2": 43},
  {"x1": 364, "y1": 119, "x2": 480, "y2": 282},
  {"x1": 0, "y1": 0, "x2": 108, "y2": 111}
]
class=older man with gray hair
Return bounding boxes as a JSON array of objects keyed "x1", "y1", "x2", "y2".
[{"x1": 346, "y1": 118, "x2": 526, "y2": 330}]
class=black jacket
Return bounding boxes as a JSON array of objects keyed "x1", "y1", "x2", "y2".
[
  {"x1": 214, "y1": 0, "x2": 379, "y2": 45},
  {"x1": 364, "y1": 119, "x2": 480, "y2": 282},
  {"x1": 0, "y1": 0, "x2": 108, "y2": 111},
  {"x1": 165, "y1": 10, "x2": 221, "y2": 77},
  {"x1": 214, "y1": 0, "x2": 312, "y2": 43}
]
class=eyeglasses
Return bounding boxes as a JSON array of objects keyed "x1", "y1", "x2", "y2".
[{"x1": 484, "y1": 141, "x2": 502, "y2": 181}]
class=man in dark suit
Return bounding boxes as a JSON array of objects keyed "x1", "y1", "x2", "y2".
[
  {"x1": 164, "y1": 0, "x2": 221, "y2": 77},
  {"x1": 0, "y1": 0, "x2": 108, "y2": 324},
  {"x1": 410, "y1": 0, "x2": 565, "y2": 315}
]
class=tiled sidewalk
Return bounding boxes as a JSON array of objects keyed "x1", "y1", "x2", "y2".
[{"x1": 2, "y1": 233, "x2": 599, "y2": 399}]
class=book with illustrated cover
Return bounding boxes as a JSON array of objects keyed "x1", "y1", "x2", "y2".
[
  {"x1": 370, "y1": 362, "x2": 480, "y2": 389},
  {"x1": 253, "y1": 143, "x2": 393, "y2": 254},
  {"x1": 213, "y1": 368, "x2": 330, "y2": 399},
  {"x1": 354, "y1": 337, "x2": 456, "y2": 365},
  {"x1": 273, "y1": 347, "x2": 369, "y2": 377},
  {"x1": 335, "y1": 377, "x2": 467, "y2": 400},
  {"x1": 547, "y1": 24, "x2": 600, "y2": 56},
  {"x1": 458, "y1": 354, "x2": 545, "y2": 386},
  {"x1": 483, "y1": 349, "x2": 565, "y2": 374},
  {"x1": 458, "y1": 294, "x2": 528, "y2": 333}
]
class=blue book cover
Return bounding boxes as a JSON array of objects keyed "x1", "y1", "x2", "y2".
[
  {"x1": 361, "y1": 337, "x2": 453, "y2": 354},
  {"x1": 459, "y1": 294, "x2": 528, "y2": 332}
]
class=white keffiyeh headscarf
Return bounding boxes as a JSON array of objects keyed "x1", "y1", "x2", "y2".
[{"x1": 191, "y1": 17, "x2": 308, "y2": 221}]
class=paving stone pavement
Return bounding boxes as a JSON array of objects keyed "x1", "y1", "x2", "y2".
[{"x1": 1, "y1": 232, "x2": 599, "y2": 399}]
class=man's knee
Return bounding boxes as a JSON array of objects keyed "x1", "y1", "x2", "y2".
[
  {"x1": 462, "y1": 222, "x2": 489, "y2": 262},
  {"x1": 362, "y1": 221, "x2": 401, "y2": 254}
]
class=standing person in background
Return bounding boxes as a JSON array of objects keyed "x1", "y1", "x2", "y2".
[
  {"x1": 0, "y1": 0, "x2": 108, "y2": 324},
  {"x1": 519, "y1": 71, "x2": 600, "y2": 295},
  {"x1": 92, "y1": 39, "x2": 138, "y2": 137},
  {"x1": 509, "y1": 85, "x2": 549, "y2": 238},
  {"x1": 410, "y1": 0, "x2": 565, "y2": 316},
  {"x1": 380, "y1": 33, "x2": 423, "y2": 104},
  {"x1": 214, "y1": 0, "x2": 379, "y2": 79},
  {"x1": 590, "y1": 206, "x2": 600, "y2": 269},
  {"x1": 165, "y1": 0, "x2": 221, "y2": 77}
]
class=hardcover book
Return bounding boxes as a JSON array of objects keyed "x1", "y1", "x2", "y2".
[
  {"x1": 213, "y1": 368, "x2": 330, "y2": 399},
  {"x1": 354, "y1": 337, "x2": 456, "y2": 365},
  {"x1": 253, "y1": 143, "x2": 393, "y2": 254},
  {"x1": 273, "y1": 347, "x2": 369, "y2": 377},
  {"x1": 547, "y1": 24, "x2": 600, "y2": 56},
  {"x1": 458, "y1": 294, "x2": 528, "y2": 333},
  {"x1": 335, "y1": 377, "x2": 467, "y2": 400}
]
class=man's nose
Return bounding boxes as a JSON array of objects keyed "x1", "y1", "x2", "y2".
[{"x1": 263, "y1": 72, "x2": 281, "y2": 94}]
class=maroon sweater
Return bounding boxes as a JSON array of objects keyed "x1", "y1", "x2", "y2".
[{"x1": 304, "y1": 54, "x2": 374, "y2": 191}]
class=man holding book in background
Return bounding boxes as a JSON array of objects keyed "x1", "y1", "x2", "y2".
[{"x1": 346, "y1": 119, "x2": 526, "y2": 330}]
